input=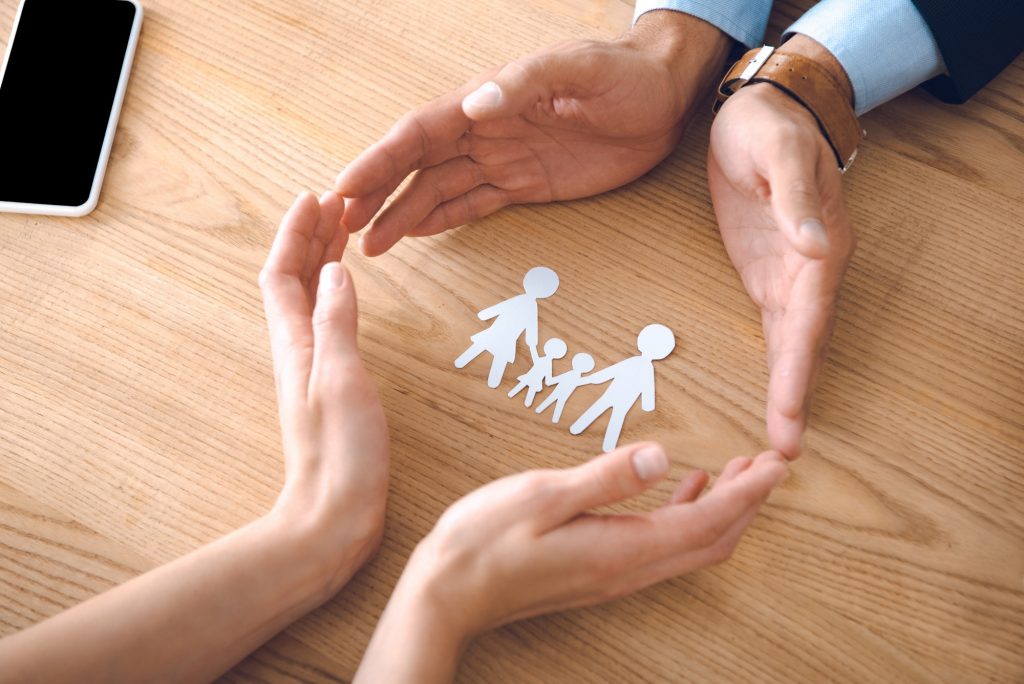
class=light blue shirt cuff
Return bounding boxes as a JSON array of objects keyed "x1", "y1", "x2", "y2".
[
  {"x1": 633, "y1": 0, "x2": 772, "y2": 48},
  {"x1": 785, "y1": 0, "x2": 947, "y2": 115}
]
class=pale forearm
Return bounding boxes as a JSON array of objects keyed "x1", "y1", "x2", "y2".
[
  {"x1": 0, "y1": 512, "x2": 338, "y2": 684},
  {"x1": 355, "y1": 573, "x2": 465, "y2": 684}
]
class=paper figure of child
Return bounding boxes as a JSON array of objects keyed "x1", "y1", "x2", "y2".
[
  {"x1": 508, "y1": 338, "x2": 567, "y2": 407},
  {"x1": 455, "y1": 266, "x2": 560, "y2": 388},
  {"x1": 534, "y1": 352, "x2": 595, "y2": 423},
  {"x1": 570, "y1": 324, "x2": 676, "y2": 452}
]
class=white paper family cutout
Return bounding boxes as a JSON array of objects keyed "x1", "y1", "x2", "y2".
[{"x1": 455, "y1": 267, "x2": 676, "y2": 452}]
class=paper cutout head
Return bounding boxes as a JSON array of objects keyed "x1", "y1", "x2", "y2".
[
  {"x1": 543, "y1": 338, "x2": 568, "y2": 359},
  {"x1": 523, "y1": 266, "x2": 559, "y2": 299},
  {"x1": 637, "y1": 323, "x2": 675, "y2": 360}
]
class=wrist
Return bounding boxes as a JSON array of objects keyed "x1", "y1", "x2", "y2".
[
  {"x1": 264, "y1": 496, "x2": 384, "y2": 599},
  {"x1": 624, "y1": 10, "x2": 732, "y2": 94},
  {"x1": 356, "y1": 560, "x2": 468, "y2": 684},
  {"x1": 777, "y1": 34, "x2": 854, "y2": 107},
  {"x1": 717, "y1": 41, "x2": 863, "y2": 170}
]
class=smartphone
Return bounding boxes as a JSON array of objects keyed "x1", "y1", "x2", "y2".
[{"x1": 0, "y1": 0, "x2": 143, "y2": 217}]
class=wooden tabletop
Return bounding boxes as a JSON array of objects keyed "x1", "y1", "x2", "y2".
[{"x1": 1, "y1": 1, "x2": 1022, "y2": 681}]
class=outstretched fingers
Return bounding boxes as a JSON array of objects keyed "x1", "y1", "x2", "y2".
[
  {"x1": 764, "y1": 270, "x2": 838, "y2": 458},
  {"x1": 304, "y1": 191, "x2": 347, "y2": 298},
  {"x1": 685, "y1": 451, "x2": 786, "y2": 539},
  {"x1": 335, "y1": 91, "x2": 474, "y2": 214},
  {"x1": 360, "y1": 156, "x2": 498, "y2": 256},
  {"x1": 536, "y1": 442, "x2": 671, "y2": 531},
  {"x1": 643, "y1": 450, "x2": 786, "y2": 565},
  {"x1": 561, "y1": 452, "x2": 787, "y2": 597},
  {"x1": 407, "y1": 185, "x2": 510, "y2": 238},
  {"x1": 668, "y1": 470, "x2": 710, "y2": 505},
  {"x1": 262, "y1": 192, "x2": 321, "y2": 283},
  {"x1": 259, "y1": 192, "x2": 323, "y2": 400},
  {"x1": 309, "y1": 262, "x2": 362, "y2": 397}
]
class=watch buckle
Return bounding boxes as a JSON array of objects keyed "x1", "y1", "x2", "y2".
[{"x1": 737, "y1": 45, "x2": 775, "y2": 84}]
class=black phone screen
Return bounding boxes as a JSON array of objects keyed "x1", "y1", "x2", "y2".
[{"x1": 0, "y1": 0, "x2": 137, "y2": 208}]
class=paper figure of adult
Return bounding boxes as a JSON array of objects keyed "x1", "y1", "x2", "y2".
[
  {"x1": 570, "y1": 324, "x2": 676, "y2": 452},
  {"x1": 455, "y1": 267, "x2": 560, "y2": 388}
]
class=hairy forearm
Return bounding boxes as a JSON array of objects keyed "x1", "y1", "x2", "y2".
[
  {"x1": 0, "y1": 512, "x2": 343, "y2": 684},
  {"x1": 627, "y1": 10, "x2": 732, "y2": 93}
]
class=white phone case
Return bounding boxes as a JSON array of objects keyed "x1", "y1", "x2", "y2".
[{"x1": 0, "y1": 0, "x2": 143, "y2": 217}]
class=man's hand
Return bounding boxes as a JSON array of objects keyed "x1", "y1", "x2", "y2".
[
  {"x1": 336, "y1": 11, "x2": 730, "y2": 256},
  {"x1": 708, "y1": 38, "x2": 857, "y2": 458},
  {"x1": 355, "y1": 444, "x2": 788, "y2": 683}
]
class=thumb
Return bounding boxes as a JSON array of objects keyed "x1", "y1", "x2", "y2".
[
  {"x1": 462, "y1": 52, "x2": 569, "y2": 121},
  {"x1": 311, "y1": 262, "x2": 360, "y2": 376},
  {"x1": 543, "y1": 442, "x2": 670, "y2": 527},
  {"x1": 768, "y1": 148, "x2": 831, "y2": 259}
]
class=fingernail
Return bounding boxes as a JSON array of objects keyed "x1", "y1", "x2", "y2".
[
  {"x1": 464, "y1": 81, "x2": 502, "y2": 111},
  {"x1": 632, "y1": 446, "x2": 669, "y2": 481},
  {"x1": 320, "y1": 262, "x2": 346, "y2": 291},
  {"x1": 798, "y1": 219, "x2": 829, "y2": 251}
]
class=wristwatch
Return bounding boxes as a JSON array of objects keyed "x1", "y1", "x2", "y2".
[{"x1": 716, "y1": 46, "x2": 865, "y2": 173}]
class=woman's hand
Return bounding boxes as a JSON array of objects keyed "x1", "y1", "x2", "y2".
[
  {"x1": 335, "y1": 11, "x2": 731, "y2": 256},
  {"x1": 708, "y1": 72, "x2": 857, "y2": 459},
  {"x1": 355, "y1": 444, "x2": 788, "y2": 683},
  {"x1": 260, "y1": 191, "x2": 391, "y2": 590},
  {"x1": 0, "y1": 192, "x2": 391, "y2": 684}
]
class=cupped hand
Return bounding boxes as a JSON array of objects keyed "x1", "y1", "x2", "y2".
[
  {"x1": 259, "y1": 191, "x2": 390, "y2": 590},
  {"x1": 336, "y1": 11, "x2": 730, "y2": 256},
  {"x1": 708, "y1": 83, "x2": 857, "y2": 459},
  {"x1": 356, "y1": 443, "x2": 787, "y2": 683}
]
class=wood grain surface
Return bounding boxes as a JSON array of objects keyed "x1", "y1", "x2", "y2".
[{"x1": 1, "y1": 1, "x2": 1022, "y2": 681}]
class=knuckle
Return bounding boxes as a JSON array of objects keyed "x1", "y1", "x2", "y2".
[
  {"x1": 461, "y1": 193, "x2": 479, "y2": 222},
  {"x1": 512, "y1": 471, "x2": 556, "y2": 504},
  {"x1": 465, "y1": 158, "x2": 487, "y2": 187},
  {"x1": 312, "y1": 301, "x2": 339, "y2": 330},
  {"x1": 690, "y1": 519, "x2": 727, "y2": 550},
  {"x1": 456, "y1": 131, "x2": 472, "y2": 157},
  {"x1": 258, "y1": 268, "x2": 280, "y2": 292},
  {"x1": 591, "y1": 465, "x2": 623, "y2": 503},
  {"x1": 786, "y1": 176, "x2": 818, "y2": 200},
  {"x1": 710, "y1": 542, "x2": 735, "y2": 565},
  {"x1": 437, "y1": 200, "x2": 455, "y2": 230},
  {"x1": 427, "y1": 175, "x2": 446, "y2": 208},
  {"x1": 500, "y1": 57, "x2": 534, "y2": 83}
]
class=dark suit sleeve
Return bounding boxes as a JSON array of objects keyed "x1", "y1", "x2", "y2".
[{"x1": 911, "y1": 0, "x2": 1024, "y2": 103}]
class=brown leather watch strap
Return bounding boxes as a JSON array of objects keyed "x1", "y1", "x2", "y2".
[{"x1": 716, "y1": 47, "x2": 864, "y2": 172}]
